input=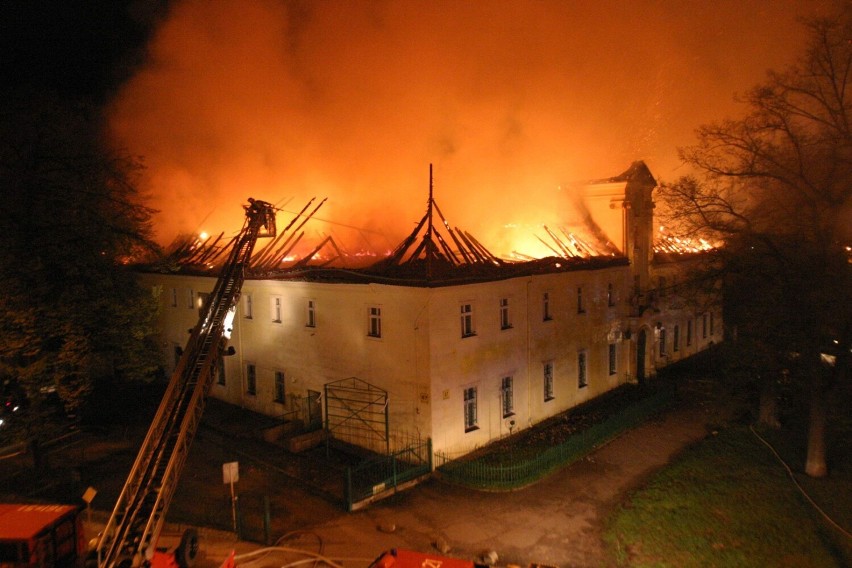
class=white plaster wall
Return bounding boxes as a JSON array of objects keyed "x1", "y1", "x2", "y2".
[
  {"x1": 226, "y1": 279, "x2": 435, "y2": 441},
  {"x1": 139, "y1": 273, "x2": 433, "y2": 443},
  {"x1": 427, "y1": 277, "x2": 531, "y2": 456},
  {"x1": 427, "y1": 264, "x2": 634, "y2": 457},
  {"x1": 138, "y1": 272, "x2": 217, "y2": 378},
  {"x1": 138, "y1": 256, "x2": 719, "y2": 459}
]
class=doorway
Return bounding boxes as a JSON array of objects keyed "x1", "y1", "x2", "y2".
[
  {"x1": 636, "y1": 329, "x2": 647, "y2": 385},
  {"x1": 306, "y1": 390, "x2": 322, "y2": 431}
]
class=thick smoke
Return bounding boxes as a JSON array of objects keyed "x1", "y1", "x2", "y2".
[{"x1": 108, "y1": 0, "x2": 830, "y2": 255}]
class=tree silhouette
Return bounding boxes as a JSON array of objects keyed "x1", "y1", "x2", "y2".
[
  {"x1": 659, "y1": 12, "x2": 852, "y2": 477},
  {"x1": 0, "y1": 93, "x2": 161, "y2": 448}
]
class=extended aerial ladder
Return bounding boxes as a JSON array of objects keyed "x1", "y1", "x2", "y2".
[{"x1": 94, "y1": 199, "x2": 277, "y2": 568}]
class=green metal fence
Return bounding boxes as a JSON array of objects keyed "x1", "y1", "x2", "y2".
[
  {"x1": 344, "y1": 438, "x2": 432, "y2": 510},
  {"x1": 435, "y1": 388, "x2": 674, "y2": 490}
]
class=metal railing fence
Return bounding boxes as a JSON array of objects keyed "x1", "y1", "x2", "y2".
[
  {"x1": 344, "y1": 438, "x2": 432, "y2": 510},
  {"x1": 435, "y1": 388, "x2": 674, "y2": 490}
]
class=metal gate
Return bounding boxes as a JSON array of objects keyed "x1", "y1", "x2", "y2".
[
  {"x1": 324, "y1": 377, "x2": 389, "y2": 454},
  {"x1": 344, "y1": 438, "x2": 432, "y2": 511}
]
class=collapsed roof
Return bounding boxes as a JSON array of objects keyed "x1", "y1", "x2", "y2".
[{"x1": 146, "y1": 162, "x2": 705, "y2": 286}]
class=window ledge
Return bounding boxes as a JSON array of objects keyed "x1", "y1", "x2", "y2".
[{"x1": 464, "y1": 426, "x2": 480, "y2": 433}]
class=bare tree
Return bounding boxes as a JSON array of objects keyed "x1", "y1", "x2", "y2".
[{"x1": 659, "y1": 12, "x2": 852, "y2": 477}]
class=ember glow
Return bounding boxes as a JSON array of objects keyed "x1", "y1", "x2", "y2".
[
  {"x1": 654, "y1": 226, "x2": 715, "y2": 255},
  {"x1": 108, "y1": 0, "x2": 833, "y2": 258}
]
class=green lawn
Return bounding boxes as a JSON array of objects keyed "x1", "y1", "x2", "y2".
[{"x1": 604, "y1": 426, "x2": 852, "y2": 567}]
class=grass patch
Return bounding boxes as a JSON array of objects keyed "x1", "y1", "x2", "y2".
[{"x1": 605, "y1": 426, "x2": 851, "y2": 567}]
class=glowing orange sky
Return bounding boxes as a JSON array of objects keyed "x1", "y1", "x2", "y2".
[{"x1": 108, "y1": 0, "x2": 838, "y2": 257}]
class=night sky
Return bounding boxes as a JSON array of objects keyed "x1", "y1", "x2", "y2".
[{"x1": 2, "y1": 0, "x2": 841, "y2": 257}]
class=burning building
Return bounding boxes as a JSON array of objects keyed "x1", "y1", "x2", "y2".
[{"x1": 138, "y1": 161, "x2": 721, "y2": 458}]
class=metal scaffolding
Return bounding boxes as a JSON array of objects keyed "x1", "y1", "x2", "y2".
[{"x1": 324, "y1": 377, "x2": 389, "y2": 455}]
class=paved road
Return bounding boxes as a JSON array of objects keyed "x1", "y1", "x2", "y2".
[{"x1": 177, "y1": 402, "x2": 716, "y2": 568}]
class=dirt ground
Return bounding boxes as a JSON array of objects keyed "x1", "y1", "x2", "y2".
[
  {"x1": 0, "y1": 390, "x2": 725, "y2": 567},
  {"x1": 304, "y1": 403, "x2": 719, "y2": 568}
]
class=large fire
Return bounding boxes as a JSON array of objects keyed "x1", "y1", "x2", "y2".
[{"x1": 108, "y1": 1, "x2": 823, "y2": 257}]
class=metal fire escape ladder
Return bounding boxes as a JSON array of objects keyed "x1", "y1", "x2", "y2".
[{"x1": 96, "y1": 199, "x2": 276, "y2": 568}]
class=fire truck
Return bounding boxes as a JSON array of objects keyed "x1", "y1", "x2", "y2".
[
  {"x1": 0, "y1": 504, "x2": 85, "y2": 568},
  {"x1": 1, "y1": 199, "x2": 277, "y2": 568}
]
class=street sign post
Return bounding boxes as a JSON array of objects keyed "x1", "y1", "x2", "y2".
[{"x1": 222, "y1": 462, "x2": 239, "y2": 533}]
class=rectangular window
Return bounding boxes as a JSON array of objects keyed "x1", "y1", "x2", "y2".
[
  {"x1": 274, "y1": 371, "x2": 285, "y2": 403},
  {"x1": 368, "y1": 306, "x2": 382, "y2": 338},
  {"x1": 217, "y1": 357, "x2": 226, "y2": 386},
  {"x1": 460, "y1": 303, "x2": 475, "y2": 337},
  {"x1": 271, "y1": 296, "x2": 282, "y2": 323},
  {"x1": 197, "y1": 292, "x2": 209, "y2": 315},
  {"x1": 306, "y1": 299, "x2": 316, "y2": 328},
  {"x1": 659, "y1": 328, "x2": 667, "y2": 357},
  {"x1": 246, "y1": 363, "x2": 256, "y2": 395},
  {"x1": 501, "y1": 376, "x2": 514, "y2": 418},
  {"x1": 607, "y1": 283, "x2": 615, "y2": 307},
  {"x1": 463, "y1": 386, "x2": 478, "y2": 432},
  {"x1": 578, "y1": 351, "x2": 588, "y2": 388},
  {"x1": 171, "y1": 288, "x2": 178, "y2": 308},
  {"x1": 500, "y1": 298, "x2": 512, "y2": 330},
  {"x1": 687, "y1": 319, "x2": 693, "y2": 346},
  {"x1": 542, "y1": 292, "x2": 552, "y2": 321},
  {"x1": 633, "y1": 275, "x2": 641, "y2": 296},
  {"x1": 243, "y1": 294, "x2": 253, "y2": 319},
  {"x1": 702, "y1": 314, "x2": 708, "y2": 339},
  {"x1": 673, "y1": 325, "x2": 680, "y2": 352},
  {"x1": 608, "y1": 343, "x2": 617, "y2": 375},
  {"x1": 577, "y1": 286, "x2": 585, "y2": 314},
  {"x1": 186, "y1": 289, "x2": 194, "y2": 309},
  {"x1": 710, "y1": 312, "x2": 715, "y2": 336},
  {"x1": 658, "y1": 276, "x2": 667, "y2": 297},
  {"x1": 543, "y1": 361, "x2": 554, "y2": 401}
]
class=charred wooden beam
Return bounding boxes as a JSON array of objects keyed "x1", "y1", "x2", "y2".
[
  {"x1": 455, "y1": 228, "x2": 486, "y2": 263},
  {"x1": 252, "y1": 198, "x2": 322, "y2": 269},
  {"x1": 406, "y1": 234, "x2": 430, "y2": 262},
  {"x1": 378, "y1": 211, "x2": 429, "y2": 267},
  {"x1": 194, "y1": 231, "x2": 226, "y2": 265},
  {"x1": 434, "y1": 231, "x2": 461, "y2": 265},
  {"x1": 464, "y1": 231, "x2": 503, "y2": 265},
  {"x1": 432, "y1": 200, "x2": 473, "y2": 265},
  {"x1": 566, "y1": 230, "x2": 597, "y2": 257},
  {"x1": 256, "y1": 230, "x2": 300, "y2": 272},
  {"x1": 327, "y1": 235, "x2": 348, "y2": 262},
  {"x1": 536, "y1": 234, "x2": 563, "y2": 257},
  {"x1": 269, "y1": 232, "x2": 306, "y2": 270},
  {"x1": 290, "y1": 235, "x2": 332, "y2": 269},
  {"x1": 544, "y1": 225, "x2": 575, "y2": 258}
]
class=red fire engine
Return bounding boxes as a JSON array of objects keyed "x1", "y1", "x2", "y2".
[{"x1": 0, "y1": 504, "x2": 85, "y2": 568}]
